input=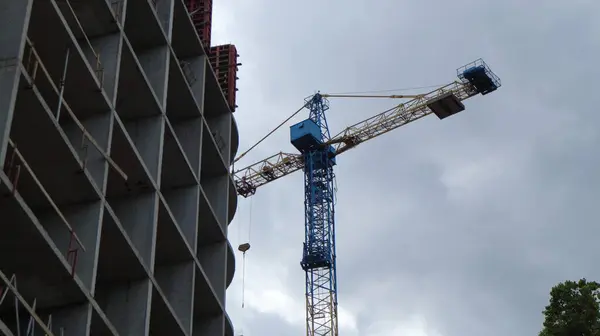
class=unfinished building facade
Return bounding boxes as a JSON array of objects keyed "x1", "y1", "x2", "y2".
[{"x1": 0, "y1": 0, "x2": 239, "y2": 335}]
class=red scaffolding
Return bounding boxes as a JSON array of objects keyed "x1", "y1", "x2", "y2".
[
  {"x1": 185, "y1": 0, "x2": 212, "y2": 51},
  {"x1": 184, "y1": 0, "x2": 240, "y2": 112},
  {"x1": 209, "y1": 44, "x2": 240, "y2": 112}
]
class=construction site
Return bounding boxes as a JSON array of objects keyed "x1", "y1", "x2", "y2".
[
  {"x1": 0, "y1": 0, "x2": 240, "y2": 334},
  {"x1": 0, "y1": 0, "x2": 504, "y2": 335}
]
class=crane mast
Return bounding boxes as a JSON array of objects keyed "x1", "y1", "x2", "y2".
[
  {"x1": 294, "y1": 94, "x2": 338, "y2": 335},
  {"x1": 233, "y1": 59, "x2": 501, "y2": 336}
]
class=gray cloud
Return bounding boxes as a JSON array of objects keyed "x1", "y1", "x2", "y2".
[{"x1": 212, "y1": 0, "x2": 600, "y2": 335}]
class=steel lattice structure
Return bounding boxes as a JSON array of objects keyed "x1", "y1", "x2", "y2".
[
  {"x1": 300, "y1": 95, "x2": 338, "y2": 335},
  {"x1": 234, "y1": 59, "x2": 501, "y2": 335}
]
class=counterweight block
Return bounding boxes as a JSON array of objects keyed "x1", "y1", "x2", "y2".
[{"x1": 428, "y1": 92, "x2": 465, "y2": 120}]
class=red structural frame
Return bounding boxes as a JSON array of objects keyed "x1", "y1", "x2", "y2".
[
  {"x1": 184, "y1": 0, "x2": 240, "y2": 112},
  {"x1": 185, "y1": 0, "x2": 212, "y2": 51},
  {"x1": 209, "y1": 44, "x2": 240, "y2": 112}
]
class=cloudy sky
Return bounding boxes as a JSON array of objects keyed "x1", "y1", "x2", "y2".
[{"x1": 211, "y1": 1, "x2": 600, "y2": 335}]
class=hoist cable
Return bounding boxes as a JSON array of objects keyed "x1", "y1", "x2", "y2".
[
  {"x1": 241, "y1": 197, "x2": 254, "y2": 309},
  {"x1": 325, "y1": 84, "x2": 446, "y2": 96},
  {"x1": 248, "y1": 197, "x2": 253, "y2": 242},
  {"x1": 241, "y1": 252, "x2": 247, "y2": 308},
  {"x1": 234, "y1": 103, "x2": 308, "y2": 164}
]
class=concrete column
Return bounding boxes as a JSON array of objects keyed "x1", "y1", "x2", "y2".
[
  {"x1": 200, "y1": 117, "x2": 229, "y2": 228},
  {"x1": 154, "y1": 261, "x2": 195, "y2": 334},
  {"x1": 155, "y1": 0, "x2": 175, "y2": 41},
  {"x1": 193, "y1": 314, "x2": 224, "y2": 336},
  {"x1": 100, "y1": 279, "x2": 152, "y2": 336},
  {"x1": 197, "y1": 241, "x2": 227, "y2": 305},
  {"x1": 162, "y1": 185, "x2": 200, "y2": 251},
  {"x1": 184, "y1": 55, "x2": 207, "y2": 113},
  {"x1": 122, "y1": 114, "x2": 166, "y2": 186},
  {"x1": 202, "y1": 173, "x2": 229, "y2": 230},
  {"x1": 171, "y1": 117, "x2": 203, "y2": 179},
  {"x1": 111, "y1": 191, "x2": 160, "y2": 271},
  {"x1": 206, "y1": 112, "x2": 232, "y2": 165},
  {"x1": 81, "y1": 32, "x2": 124, "y2": 105},
  {"x1": 137, "y1": 45, "x2": 170, "y2": 109}
]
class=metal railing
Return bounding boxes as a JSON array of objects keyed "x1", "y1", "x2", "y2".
[
  {"x1": 23, "y1": 37, "x2": 127, "y2": 182},
  {"x1": 0, "y1": 271, "x2": 62, "y2": 336},
  {"x1": 4, "y1": 139, "x2": 86, "y2": 277},
  {"x1": 55, "y1": 0, "x2": 105, "y2": 88}
]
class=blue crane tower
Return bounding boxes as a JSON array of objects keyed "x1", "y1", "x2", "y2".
[
  {"x1": 290, "y1": 94, "x2": 339, "y2": 334},
  {"x1": 234, "y1": 59, "x2": 501, "y2": 336}
]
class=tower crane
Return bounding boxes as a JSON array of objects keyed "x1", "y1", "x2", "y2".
[{"x1": 233, "y1": 59, "x2": 501, "y2": 336}]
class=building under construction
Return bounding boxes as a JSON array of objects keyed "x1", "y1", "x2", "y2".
[{"x1": 0, "y1": 0, "x2": 240, "y2": 334}]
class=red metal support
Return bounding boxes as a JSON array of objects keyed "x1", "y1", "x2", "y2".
[
  {"x1": 80, "y1": 132, "x2": 89, "y2": 170},
  {"x1": 11, "y1": 165, "x2": 21, "y2": 195},
  {"x1": 209, "y1": 44, "x2": 240, "y2": 112},
  {"x1": 185, "y1": 0, "x2": 212, "y2": 51},
  {"x1": 5, "y1": 145, "x2": 17, "y2": 177},
  {"x1": 4, "y1": 143, "x2": 21, "y2": 195},
  {"x1": 67, "y1": 230, "x2": 80, "y2": 278}
]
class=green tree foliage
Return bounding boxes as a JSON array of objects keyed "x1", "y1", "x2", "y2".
[{"x1": 540, "y1": 278, "x2": 600, "y2": 336}]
